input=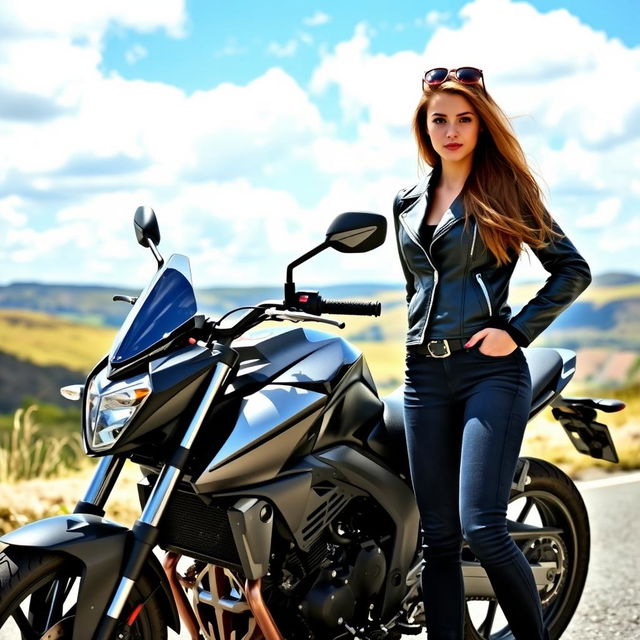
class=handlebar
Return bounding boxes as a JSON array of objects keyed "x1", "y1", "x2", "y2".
[
  {"x1": 205, "y1": 290, "x2": 382, "y2": 344},
  {"x1": 292, "y1": 290, "x2": 381, "y2": 317},
  {"x1": 320, "y1": 299, "x2": 381, "y2": 317}
]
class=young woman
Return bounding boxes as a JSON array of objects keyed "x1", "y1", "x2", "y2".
[{"x1": 393, "y1": 67, "x2": 591, "y2": 640}]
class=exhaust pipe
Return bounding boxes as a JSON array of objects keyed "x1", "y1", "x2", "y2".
[
  {"x1": 162, "y1": 552, "x2": 202, "y2": 640},
  {"x1": 245, "y1": 578, "x2": 284, "y2": 640}
]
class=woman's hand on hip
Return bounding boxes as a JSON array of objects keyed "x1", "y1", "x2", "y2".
[{"x1": 464, "y1": 328, "x2": 517, "y2": 356}]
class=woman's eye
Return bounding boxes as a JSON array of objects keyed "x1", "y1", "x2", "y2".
[
  {"x1": 433, "y1": 117, "x2": 446, "y2": 124},
  {"x1": 460, "y1": 117, "x2": 472, "y2": 123}
]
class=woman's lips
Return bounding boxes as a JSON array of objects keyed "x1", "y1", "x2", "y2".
[{"x1": 444, "y1": 143, "x2": 462, "y2": 150}]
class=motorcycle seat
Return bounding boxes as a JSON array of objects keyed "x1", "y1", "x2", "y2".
[{"x1": 522, "y1": 347, "x2": 565, "y2": 412}]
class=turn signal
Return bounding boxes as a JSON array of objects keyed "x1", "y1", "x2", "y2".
[{"x1": 60, "y1": 385, "x2": 84, "y2": 401}]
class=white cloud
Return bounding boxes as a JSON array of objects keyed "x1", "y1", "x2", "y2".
[
  {"x1": 0, "y1": 61, "x2": 326, "y2": 196},
  {"x1": 0, "y1": 196, "x2": 28, "y2": 227},
  {"x1": 2, "y1": 0, "x2": 639, "y2": 288},
  {"x1": 600, "y1": 217, "x2": 640, "y2": 251},
  {"x1": 0, "y1": 0, "x2": 187, "y2": 40},
  {"x1": 311, "y1": 122, "x2": 415, "y2": 176},
  {"x1": 303, "y1": 11, "x2": 330, "y2": 27},
  {"x1": 267, "y1": 39, "x2": 298, "y2": 58},
  {"x1": 311, "y1": 23, "x2": 423, "y2": 126},
  {"x1": 577, "y1": 197, "x2": 622, "y2": 229},
  {"x1": 125, "y1": 44, "x2": 148, "y2": 64}
]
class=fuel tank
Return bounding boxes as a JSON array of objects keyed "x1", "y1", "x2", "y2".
[{"x1": 193, "y1": 327, "x2": 384, "y2": 493}]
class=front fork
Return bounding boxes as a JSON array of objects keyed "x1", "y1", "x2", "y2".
[
  {"x1": 77, "y1": 349, "x2": 236, "y2": 640},
  {"x1": 74, "y1": 455, "x2": 125, "y2": 517}
]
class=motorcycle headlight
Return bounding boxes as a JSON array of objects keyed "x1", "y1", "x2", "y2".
[{"x1": 85, "y1": 369, "x2": 152, "y2": 452}]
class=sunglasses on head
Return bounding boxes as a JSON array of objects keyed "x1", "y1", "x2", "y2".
[{"x1": 422, "y1": 67, "x2": 487, "y2": 94}]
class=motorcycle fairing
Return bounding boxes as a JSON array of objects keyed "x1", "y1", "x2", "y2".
[
  {"x1": 310, "y1": 355, "x2": 384, "y2": 451},
  {"x1": 227, "y1": 327, "x2": 361, "y2": 397},
  {"x1": 194, "y1": 385, "x2": 326, "y2": 493},
  {"x1": 194, "y1": 330, "x2": 382, "y2": 494},
  {"x1": 0, "y1": 514, "x2": 180, "y2": 639}
]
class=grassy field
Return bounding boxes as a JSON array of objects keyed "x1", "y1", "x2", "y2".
[
  {"x1": 0, "y1": 309, "x2": 115, "y2": 371},
  {"x1": 0, "y1": 304, "x2": 637, "y2": 468}
]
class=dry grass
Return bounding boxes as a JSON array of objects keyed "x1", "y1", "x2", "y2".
[
  {"x1": 0, "y1": 405, "x2": 85, "y2": 483},
  {"x1": 0, "y1": 461, "x2": 143, "y2": 534},
  {"x1": 2, "y1": 414, "x2": 638, "y2": 535}
]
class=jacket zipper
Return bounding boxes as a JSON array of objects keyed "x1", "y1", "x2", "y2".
[
  {"x1": 399, "y1": 216, "x2": 438, "y2": 344},
  {"x1": 470, "y1": 221, "x2": 477, "y2": 257},
  {"x1": 476, "y1": 273, "x2": 492, "y2": 316}
]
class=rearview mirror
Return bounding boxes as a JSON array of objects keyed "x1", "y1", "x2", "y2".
[
  {"x1": 326, "y1": 212, "x2": 387, "y2": 253},
  {"x1": 134, "y1": 206, "x2": 163, "y2": 267},
  {"x1": 284, "y1": 211, "x2": 386, "y2": 307},
  {"x1": 134, "y1": 206, "x2": 161, "y2": 248}
]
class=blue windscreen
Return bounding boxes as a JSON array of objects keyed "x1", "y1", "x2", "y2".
[{"x1": 110, "y1": 255, "x2": 197, "y2": 364}]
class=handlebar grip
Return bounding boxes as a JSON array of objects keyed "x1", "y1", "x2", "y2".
[{"x1": 321, "y1": 299, "x2": 381, "y2": 317}]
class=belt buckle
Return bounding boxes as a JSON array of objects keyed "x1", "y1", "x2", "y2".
[{"x1": 427, "y1": 339, "x2": 451, "y2": 358}]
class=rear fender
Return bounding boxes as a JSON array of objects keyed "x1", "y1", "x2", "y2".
[
  {"x1": 0, "y1": 513, "x2": 180, "y2": 639},
  {"x1": 551, "y1": 396, "x2": 624, "y2": 463}
]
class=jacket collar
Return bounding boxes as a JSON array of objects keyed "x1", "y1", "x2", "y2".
[{"x1": 399, "y1": 170, "x2": 465, "y2": 241}]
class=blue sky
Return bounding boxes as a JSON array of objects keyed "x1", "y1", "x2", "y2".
[
  {"x1": 102, "y1": 0, "x2": 640, "y2": 91},
  {"x1": 1, "y1": 0, "x2": 639, "y2": 290}
]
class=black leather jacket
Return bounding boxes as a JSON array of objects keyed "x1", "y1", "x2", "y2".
[{"x1": 393, "y1": 174, "x2": 592, "y2": 348}]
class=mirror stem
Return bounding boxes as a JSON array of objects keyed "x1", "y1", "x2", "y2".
[
  {"x1": 147, "y1": 238, "x2": 164, "y2": 268},
  {"x1": 285, "y1": 241, "x2": 328, "y2": 283},
  {"x1": 285, "y1": 241, "x2": 328, "y2": 306}
]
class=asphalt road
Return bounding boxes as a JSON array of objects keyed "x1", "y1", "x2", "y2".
[
  {"x1": 560, "y1": 472, "x2": 640, "y2": 639},
  {"x1": 1, "y1": 472, "x2": 638, "y2": 639}
]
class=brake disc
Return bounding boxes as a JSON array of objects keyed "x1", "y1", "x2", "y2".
[
  {"x1": 524, "y1": 535, "x2": 569, "y2": 606},
  {"x1": 40, "y1": 617, "x2": 74, "y2": 640}
]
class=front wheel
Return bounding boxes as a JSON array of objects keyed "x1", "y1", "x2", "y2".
[
  {"x1": 0, "y1": 546, "x2": 168, "y2": 639},
  {"x1": 464, "y1": 457, "x2": 590, "y2": 640}
]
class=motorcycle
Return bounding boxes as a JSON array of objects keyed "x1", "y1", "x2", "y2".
[{"x1": 0, "y1": 206, "x2": 625, "y2": 640}]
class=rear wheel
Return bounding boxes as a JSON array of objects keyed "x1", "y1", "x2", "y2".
[
  {"x1": 0, "y1": 547, "x2": 168, "y2": 639},
  {"x1": 464, "y1": 458, "x2": 590, "y2": 640}
]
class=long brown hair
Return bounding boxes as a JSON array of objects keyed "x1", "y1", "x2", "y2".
[{"x1": 412, "y1": 80, "x2": 559, "y2": 266}]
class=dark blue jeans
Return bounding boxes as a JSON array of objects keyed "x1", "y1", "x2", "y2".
[{"x1": 404, "y1": 343, "x2": 549, "y2": 640}]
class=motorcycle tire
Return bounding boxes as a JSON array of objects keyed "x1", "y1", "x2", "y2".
[
  {"x1": 0, "y1": 546, "x2": 168, "y2": 639},
  {"x1": 464, "y1": 457, "x2": 590, "y2": 640}
]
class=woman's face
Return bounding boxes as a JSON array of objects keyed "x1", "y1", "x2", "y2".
[{"x1": 426, "y1": 92, "x2": 481, "y2": 165}]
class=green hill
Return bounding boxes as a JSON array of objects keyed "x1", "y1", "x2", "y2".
[
  {"x1": 0, "y1": 274, "x2": 639, "y2": 411},
  {"x1": 0, "y1": 309, "x2": 115, "y2": 371},
  {"x1": 0, "y1": 351, "x2": 84, "y2": 414}
]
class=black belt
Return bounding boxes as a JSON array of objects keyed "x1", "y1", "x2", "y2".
[{"x1": 409, "y1": 338, "x2": 469, "y2": 358}]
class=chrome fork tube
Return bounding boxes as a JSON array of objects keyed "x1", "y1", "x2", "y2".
[
  {"x1": 179, "y1": 359, "x2": 231, "y2": 450},
  {"x1": 95, "y1": 356, "x2": 234, "y2": 639},
  {"x1": 74, "y1": 455, "x2": 125, "y2": 515},
  {"x1": 140, "y1": 359, "x2": 231, "y2": 527},
  {"x1": 138, "y1": 464, "x2": 183, "y2": 528}
]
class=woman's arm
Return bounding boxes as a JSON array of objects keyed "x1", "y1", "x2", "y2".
[
  {"x1": 393, "y1": 189, "x2": 417, "y2": 305},
  {"x1": 506, "y1": 218, "x2": 592, "y2": 347}
]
